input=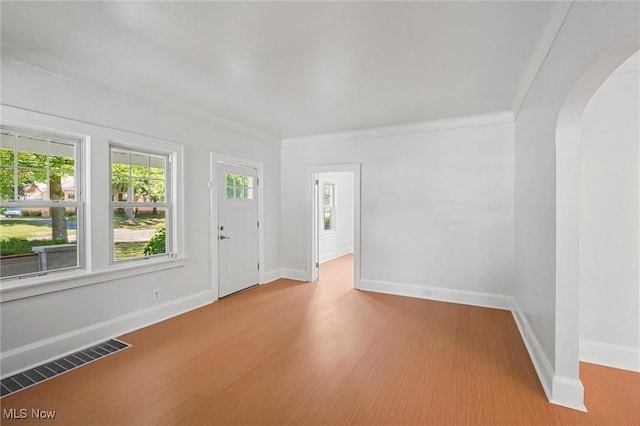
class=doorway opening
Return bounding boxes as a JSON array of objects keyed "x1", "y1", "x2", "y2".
[
  {"x1": 555, "y1": 37, "x2": 639, "y2": 410},
  {"x1": 578, "y1": 50, "x2": 639, "y2": 374},
  {"x1": 307, "y1": 164, "x2": 361, "y2": 288}
]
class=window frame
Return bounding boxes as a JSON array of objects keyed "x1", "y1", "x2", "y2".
[
  {"x1": 0, "y1": 109, "x2": 186, "y2": 302},
  {"x1": 109, "y1": 142, "x2": 174, "y2": 264},
  {"x1": 0, "y1": 126, "x2": 84, "y2": 279},
  {"x1": 322, "y1": 182, "x2": 336, "y2": 233}
]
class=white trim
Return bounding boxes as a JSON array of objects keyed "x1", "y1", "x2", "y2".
[
  {"x1": 0, "y1": 106, "x2": 187, "y2": 297},
  {"x1": 281, "y1": 269, "x2": 308, "y2": 282},
  {"x1": 511, "y1": 299, "x2": 554, "y2": 402},
  {"x1": 359, "y1": 279, "x2": 513, "y2": 311},
  {"x1": 107, "y1": 143, "x2": 177, "y2": 266},
  {"x1": 580, "y1": 339, "x2": 640, "y2": 372},
  {"x1": 512, "y1": 1, "x2": 574, "y2": 120},
  {"x1": 551, "y1": 376, "x2": 586, "y2": 412},
  {"x1": 1, "y1": 289, "x2": 212, "y2": 377},
  {"x1": 0, "y1": 257, "x2": 186, "y2": 302},
  {"x1": 260, "y1": 268, "x2": 282, "y2": 284},
  {"x1": 358, "y1": 281, "x2": 586, "y2": 412},
  {"x1": 209, "y1": 152, "x2": 265, "y2": 301},
  {"x1": 1, "y1": 105, "x2": 187, "y2": 157},
  {"x1": 511, "y1": 299, "x2": 587, "y2": 412},
  {"x1": 306, "y1": 164, "x2": 361, "y2": 289},
  {"x1": 283, "y1": 111, "x2": 513, "y2": 147},
  {"x1": 320, "y1": 247, "x2": 354, "y2": 264},
  {"x1": 555, "y1": 37, "x2": 640, "y2": 411},
  {"x1": 0, "y1": 124, "x2": 85, "y2": 281}
]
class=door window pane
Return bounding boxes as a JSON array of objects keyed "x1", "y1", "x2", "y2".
[{"x1": 225, "y1": 173, "x2": 254, "y2": 200}]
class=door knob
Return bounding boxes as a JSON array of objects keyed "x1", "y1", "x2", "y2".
[{"x1": 219, "y1": 235, "x2": 231, "y2": 240}]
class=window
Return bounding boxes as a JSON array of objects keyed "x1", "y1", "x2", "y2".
[
  {"x1": 225, "y1": 173, "x2": 254, "y2": 200},
  {"x1": 323, "y1": 182, "x2": 336, "y2": 232},
  {"x1": 110, "y1": 146, "x2": 170, "y2": 262},
  {"x1": 0, "y1": 128, "x2": 82, "y2": 279}
]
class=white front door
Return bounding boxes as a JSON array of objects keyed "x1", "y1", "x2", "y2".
[{"x1": 217, "y1": 163, "x2": 259, "y2": 297}]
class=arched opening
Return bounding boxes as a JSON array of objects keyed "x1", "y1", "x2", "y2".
[
  {"x1": 579, "y1": 51, "x2": 639, "y2": 372},
  {"x1": 555, "y1": 37, "x2": 639, "y2": 410}
]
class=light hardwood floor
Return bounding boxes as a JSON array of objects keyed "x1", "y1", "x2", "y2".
[{"x1": 2, "y1": 254, "x2": 638, "y2": 425}]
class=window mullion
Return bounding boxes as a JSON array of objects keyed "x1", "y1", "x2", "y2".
[
  {"x1": 46, "y1": 137, "x2": 50, "y2": 202},
  {"x1": 128, "y1": 154, "x2": 133, "y2": 205},
  {"x1": 12, "y1": 132, "x2": 17, "y2": 200}
]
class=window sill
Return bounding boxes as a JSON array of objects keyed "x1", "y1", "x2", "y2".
[{"x1": 0, "y1": 256, "x2": 187, "y2": 302}]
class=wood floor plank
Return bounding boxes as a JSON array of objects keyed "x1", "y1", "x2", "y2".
[{"x1": 2, "y1": 254, "x2": 638, "y2": 425}]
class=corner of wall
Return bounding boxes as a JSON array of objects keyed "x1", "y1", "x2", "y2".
[
  {"x1": 510, "y1": 299, "x2": 554, "y2": 401},
  {"x1": 510, "y1": 298, "x2": 588, "y2": 412},
  {"x1": 261, "y1": 268, "x2": 283, "y2": 284},
  {"x1": 281, "y1": 269, "x2": 308, "y2": 282}
]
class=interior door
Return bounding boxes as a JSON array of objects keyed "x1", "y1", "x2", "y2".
[{"x1": 218, "y1": 163, "x2": 259, "y2": 297}]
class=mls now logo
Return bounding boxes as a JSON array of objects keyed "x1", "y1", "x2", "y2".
[{"x1": 4, "y1": 408, "x2": 56, "y2": 419}]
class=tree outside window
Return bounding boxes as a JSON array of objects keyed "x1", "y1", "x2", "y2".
[
  {"x1": 0, "y1": 128, "x2": 81, "y2": 279},
  {"x1": 110, "y1": 146, "x2": 169, "y2": 262}
]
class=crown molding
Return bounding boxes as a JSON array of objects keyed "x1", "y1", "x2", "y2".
[
  {"x1": 512, "y1": 1, "x2": 574, "y2": 121},
  {"x1": 281, "y1": 110, "x2": 514, "y2": 147}
]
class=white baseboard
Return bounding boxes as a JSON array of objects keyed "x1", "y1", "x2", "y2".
[
  {"x1": 511, "y1": 299, "x2": 586, "y2": 412},
  {"x1": 551, "y1": 375, "x2": 586, "y2": 412},
  {"x1": 281, "y1": 269, "x2": 308, "y2": 282},
  {"x1": 580, "y1": 339, "x2": 640, "y2": 372},
  {"x1": 359, "y1": 279, "x2": 586, "y2": 410},
  {"x1": 260, "y1": 268, "x2": 282, "y2": 284},
  {"x1": 511, "y1": 299, "x2": 554, "y2": 401},
  {"x1": 359, "y1": 279, "x2": 513, "y2": 310},
  {"x1": 320, "y1": 247, "x2": 354, "y2": 264},
  {"x1": 1, "y1": 290, "x2": 213, "y2": 378}
]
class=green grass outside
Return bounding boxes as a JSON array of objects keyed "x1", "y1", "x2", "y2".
[
  {"x1": 1, "y1": 238, "x2": 73, "y2": 256},
  {"x1": 0, "y1": 219, "x2": 77, "y2": 240},
  {"x1": 1, "y1": 213, "x2": 163, "y2": 258},
  {"x1": 113, "y1": 213, "x2": 165, "y2": 230},
  {"x1": 114, "y1": 241, "x2": 147, "y2": 261}
]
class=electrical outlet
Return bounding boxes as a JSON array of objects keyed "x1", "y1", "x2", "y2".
[
  {"x1": 424, "y1": 289, "x2": 433, "y2": 297},
  {"x1": 152, "y1": 289, "x2": 161, "y2": 301}
]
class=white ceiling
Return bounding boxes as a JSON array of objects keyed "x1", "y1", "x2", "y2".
[{"x1": 1, "y1": 1, "x2": 562, "y2": 139}]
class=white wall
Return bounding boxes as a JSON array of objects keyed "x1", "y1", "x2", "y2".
[
  {"x1": 282, "y1": 117, "x2": 514, "y2": 306},
  {"x1": 579, "y1": 56, "x2": 639, "y2": 372},
  {"x1": 319, "y1": 172, "x2": 354, "y2": 263},
  {"x1": 0, "y1": 58, "x2": 282, "y2": 375},
  {"x1": 513, "y1": 0, "x2": 639, "y2": 408}
]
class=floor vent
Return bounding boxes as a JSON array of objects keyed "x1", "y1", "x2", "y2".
[{"x1": 0, "y1": 338, "x2": 130, "y2": 398}]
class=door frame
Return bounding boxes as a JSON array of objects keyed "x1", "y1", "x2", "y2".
[
  {"x1": 210, "y1": 152, "x2": 264, "y2": 300},
  {"x1": 306, "y1": 163, "x2": 361, "y2": 288}
]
